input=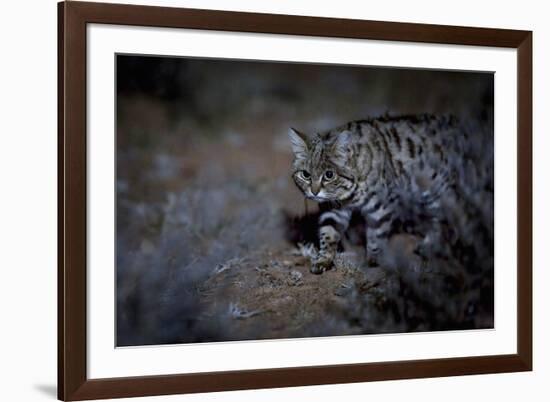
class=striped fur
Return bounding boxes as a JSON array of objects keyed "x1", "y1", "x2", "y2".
[{"x1": 289, "y1": 114, "x2": 492, "y2": 274}]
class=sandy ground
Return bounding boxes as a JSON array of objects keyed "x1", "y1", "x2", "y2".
[{"x1": 198, "y1": 247, "x2": 387, "y2": 341}]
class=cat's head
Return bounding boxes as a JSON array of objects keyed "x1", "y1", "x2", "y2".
[{"x1": 289, "y1": 128, "x2": 356, "y2": 203}]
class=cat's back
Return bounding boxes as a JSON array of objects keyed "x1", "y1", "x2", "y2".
[
  {"x1": 334, "y1": 115, "x2": 460, "y2": 182},
  {"x1": 356, "y1": 114, "x2": 461, "y2": 161},
  {"x1": 328, "y1": 114, "x2": 489, "y2": 187}
]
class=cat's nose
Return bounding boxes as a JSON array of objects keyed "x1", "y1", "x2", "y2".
[{"x1": 311, "y1": 182, "x2": 321, "y2": 195}]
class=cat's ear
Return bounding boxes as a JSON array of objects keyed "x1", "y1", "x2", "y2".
[
  {"x1": 332, "y1": 130, "x2": 352, "y2": 160},
  {"x1": 288, "y1": 128, "x2": 309, "y2": 159}
]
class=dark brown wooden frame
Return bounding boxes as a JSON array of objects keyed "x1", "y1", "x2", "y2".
[{"x1": 58, "y1": 1, "x2": 532, "y2": 400}]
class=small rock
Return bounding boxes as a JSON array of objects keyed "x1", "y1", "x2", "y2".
[
  {"x1": 287, "y1": 270, "x2": 303, "y2": 286},
  {"x1": 334, "y1": 282, "x2": 353, "y2": 297}
]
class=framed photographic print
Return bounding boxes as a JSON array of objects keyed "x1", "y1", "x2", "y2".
[{"x1": 58, "y1": 1, "x2": 532, "y2": 400}]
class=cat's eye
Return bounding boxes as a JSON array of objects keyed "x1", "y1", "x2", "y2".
[
  {"x1": 300, "y1": 170, "x2": 311, "y2": 180},
  {"x1": 324, "y1": 170, "x2": 335, "y2": 180}
]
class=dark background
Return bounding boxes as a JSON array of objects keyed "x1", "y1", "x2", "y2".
[{"x1": 116, "y1": 55, "x2": 494, "y2": 346}]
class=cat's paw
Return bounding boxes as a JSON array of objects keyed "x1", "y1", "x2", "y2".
[{"x1": 310, "y1": 256, "x2": 333, "y2": 274}]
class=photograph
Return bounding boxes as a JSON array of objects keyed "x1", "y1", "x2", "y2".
[{"x1": 116, "y1": 55, "x2": 495, "y2": 347}]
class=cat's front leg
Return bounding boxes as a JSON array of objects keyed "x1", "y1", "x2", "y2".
[
  {"x1": 311, "y1": 209, "x2": 351, "y2": 274},
  {"x1": 363, "y1": 197, "x2": 396, "y2": 267},
  {"x1": 311, "y1": 226, "x2": 340, "y2": 274}
]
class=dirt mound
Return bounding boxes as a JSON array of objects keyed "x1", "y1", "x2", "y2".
[{"x1": 197, "y1": 247, "x2": 389, "y2": 342}]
